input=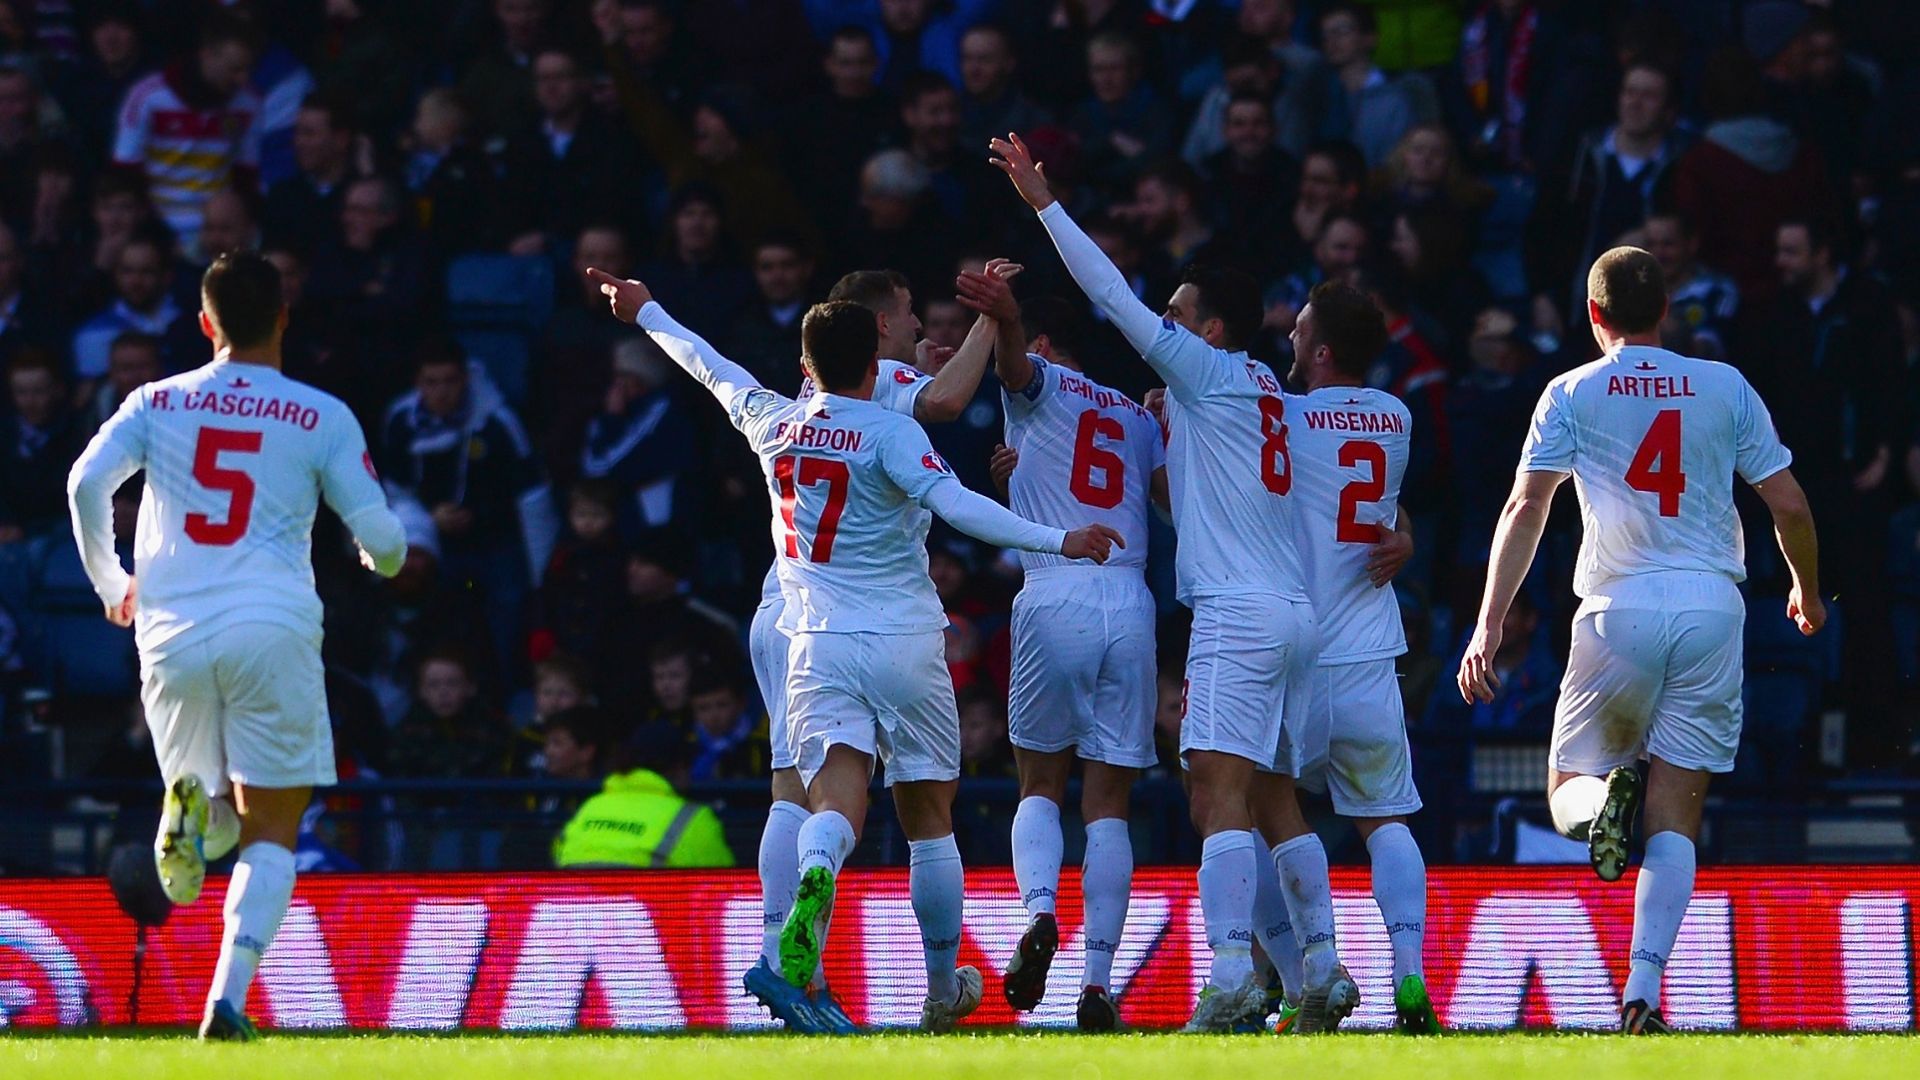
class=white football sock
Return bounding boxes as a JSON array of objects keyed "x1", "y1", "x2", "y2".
[
  {"x1": 1197, "y1": 829, "x2": 1257, "y2": 989},
  {"x1": 205, "y1": 797, "x2": 241, "y2": 861},
  {"x1": 758, "y1": 800, "x2": 808, "y2": 966},
  {"x1": 1365, "y1": 823, "x2": 1427, "y2": 983},
  {"x1": 1252, "y1": 831, "x2": 1303, "y2": 1000},
  {"x1": 1550, "y1": 774, "x2": 1610, "y2": 840},
  {"x1": 1080, "y1": 816, "x2": 1132, "y2": 990},
  {"x1": 1273, "y1": 833, "x2": 1338, "y2": 987},
  {"x1": 208, "y1": 841, "x2": 295, "y2": 1015},
  {"x1": 796, "y1": 810, "x2": 855, "y2": 877},
  {"x1": 909, "y1": 834, "x2": 965, "y2": 1004},
  {"x1": 1011, "y1": 796, "x2": 1063, "y2": 918},
  {"x1": 1624, "y1": 830, "x2": 1696, "y2": 1009}
]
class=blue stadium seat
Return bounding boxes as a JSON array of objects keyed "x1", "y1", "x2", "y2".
[{"x1": 445, "y1": 254, "x2": 556, "y2": 406}]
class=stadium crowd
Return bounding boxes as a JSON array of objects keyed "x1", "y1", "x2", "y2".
[{"x1": 3, "y1": 0, "x2": 1920, "y2": 864}]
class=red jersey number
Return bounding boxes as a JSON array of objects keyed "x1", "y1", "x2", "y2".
[
  {"x1": 1625, "y1": 409, "x2": 1687, "y2": 518},
  {"x1": 1069, "y1": 409, "x2": 1127, "y2": 509},
  {"x1": 1258, "y1": 395, "x2": 1292, "y2": 495},
  {"x1": 184, "y1": 427, "x2": 262, "y2": 546},
  {"x1": 1336, "y1": 440, "x2": 1388, "y2": 543},
  {"x1": 775, "y1": 454, "x2": 851, "y2": 563}
]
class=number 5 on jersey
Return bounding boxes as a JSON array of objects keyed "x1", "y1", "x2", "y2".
[
  {"x1": 1626, "y1": 409, "x2": 1686, "y2": 517},
  {"x1": 776, "y1": 454, "x2": 849, "y2": 562},
  {"x1": 185, "y1": 426, "x2": 262, "y2": 545}
]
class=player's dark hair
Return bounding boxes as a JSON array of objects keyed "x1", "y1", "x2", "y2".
[
  {"x1": 801, "y1": 299, "x2": 880, "y2": 393},
  {"x1": 1180, "y1": 264, "x2": 1262, "y2": 353},
  {"x1": 1305, "y1": 280, "x2": 1388, "y2": 379},
  {"x1": 1587, "y1": 246, "x2": 1667, "y2": 335},
  {"x1": 1020, "y1": 296, "x2": 1090, "y2": 361},
  {"x1": 200, "y1": 252, "x2": 283, "y2": 349},
  {"x1": 827, "y1": 268, "x2": 911, "y2": 312}
]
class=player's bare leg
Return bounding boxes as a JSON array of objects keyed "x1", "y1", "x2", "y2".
[
  {"x1": 894, "y1": 778, "x2": 981, "y2": 1032},
  {"x1": 1075, "y1": 762, "x2": 1136, "y2": 1032},
  {"x1": 782, "y1": 748, "x2": 869, "y2": 992},
  {"x1": 1181, "y1": 749, "x2": 1266, "y2": 1031},
  {"x1": 200, "y1": 782, "x2": 308, "y2": 1041},
  {"x1": 155, "y1": 773, "x2": 242, "y2": 905},
  {"x1": 1006, "y1": 747, "x2": 1071, "y2": 1012},
  {"x1": 1354, "y1": 815, "x2": 1438, "y2": 1034},
  {"x1": 747, "y1": 766, "x2": 830, "y2": 1032},
  {"x1": 1549, "y1": 765, "x2": 1641, "y2": 882},
  {"x1": 1620, "y1": 756, "x2": 1707, "y2": 1034},
  {"x1": 1250, "y1": 771, "x2": 1355, "y2": 1033}
]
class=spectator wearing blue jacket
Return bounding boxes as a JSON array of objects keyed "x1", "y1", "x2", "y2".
[{"x1": 580, "y1": 336, "x2": 695, "y2": 540}]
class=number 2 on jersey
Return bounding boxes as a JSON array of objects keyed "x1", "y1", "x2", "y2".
[
  {"x1": 1258, "y1": 395, "x2": 1292, "y2": 495},
  {"x1": 1069, "y1": 409, "x2": 1126, "y2": 509},
  {"x1": 1625, "y1": 409, "x2": 1686, "y2": 517},
  {"x1": 1336, "y1": 440, "x2": 1388, "y2": 543},
  {"x1": 185, "y1": 427, "x2": 262, "y2": 545},
  {"x1": 775, "y1": 454, "x2": 850, "y2": 563}
]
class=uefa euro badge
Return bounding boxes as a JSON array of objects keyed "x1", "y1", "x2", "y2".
[{"x1": 922, "y1": 451, "x2": 953, "y2": 475}]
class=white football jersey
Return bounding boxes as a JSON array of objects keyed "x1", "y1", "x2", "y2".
[
  {"x1": 1286, "y1": 385, "x2": 1410, "y2": 664},
  {"x1": 1002, "y1": 354, "x2": 1163, "y2": 573},
  {"x1": 1153, "y1": 321, "x2": 1311, "y2": 604},
  {"x1": 68, "y1": 358, "x2": 404, "y2": 657},
  {"x1": 1519, "y1": 344, "x2": 1791, "y2": 603},
  {"x1": 757, "y1": 358, "x2": 929, "y2": 603}
]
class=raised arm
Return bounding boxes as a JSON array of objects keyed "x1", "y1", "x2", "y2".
[
  {"x1": 1457, "y1": 470, "x2": 1565, "y2": 703},
  {"x1": 955, "y1": 265, "x2": 1035, "y2": 396},
  {"x1": 587, "y1": 267, "x2": 764, "y2": 413},
  {"x1": 915, "y1": 313, "x2": 995, "y2": 423},
  {"x1": 66, "y1": 395, "x2": 147, "y2": 624},
  {"x1": 989, "y1": 135, "x2": 1164, "y2": 357}
]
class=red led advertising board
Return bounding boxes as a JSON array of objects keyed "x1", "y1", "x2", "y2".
[{"x1": 0, "y1": 868, "x2": 1913, "y2": 1031}]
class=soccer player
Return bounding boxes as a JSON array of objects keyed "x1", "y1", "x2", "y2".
[
  {"x1": 66, "y1": 253, "x2": 407, "y2": 1041},
  {"x1": 1279, "y1": 280, "x2": 1436, "y2": 1033},
  {"x1": 956, "y1": 275, "x2": 1166, "y2": 1032},
  {"x1": 990, "y1": 133, "x2": 1323, "y2": 1032},
  {"x1": 1459, "y1": 247, "x2": 1823, "y2": 1034},
  {"x1": 741, "y1": 267, "x2": 999, "y2": 1033},
  {"x1": 588, "y1": 268, "x2": 1122, "y2": 1033}
]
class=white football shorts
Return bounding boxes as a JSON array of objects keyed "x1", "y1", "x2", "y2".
[
  {"x1": 786, "y1": 628, "x2": 959, "y2": 787},
  {"x1": 1180, "y1": 592, "x2": 1317, "y2": 771},
  {"x1": 1008, "y1": 566, "x2": 1158, "y2": 769},
  {"x1": 139, "y1": 621, "x2": 334, "y2": 795},
  {"x1": 1552, "y1": 604, "x2": 1745, "y2": 775},
  {"x1": 749, "y1": 594, "x2": 796, "y2": 771},
  {"x1": 1295, "y1": 658, "x2": 1422, "y2": 817}
]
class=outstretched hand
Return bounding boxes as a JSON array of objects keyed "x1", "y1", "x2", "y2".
[
  {"x1": 585, "y1": 267, "x2": 652, "y2": 324},
  {"x1": 988, "y1": 133, "x2": 1056, "y2": 211},
  {"x1": 956, "y1": 270, "x2": 1020, "y2": 323},
  {"x1": 1062, "y1": 523, "x2": 1125, "y2": 564}
]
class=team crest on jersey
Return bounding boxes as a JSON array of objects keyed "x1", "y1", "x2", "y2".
[
  {"x1": 895, "y1": 368, "x2": 922, "y2": 385},
  {"x1": 922, "y1": 451, "x2": 953, "y2": 474}
]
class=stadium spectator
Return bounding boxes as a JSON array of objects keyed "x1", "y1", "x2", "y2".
[
  {"x1": 538, "y1": 224, "x2": 644, "y2": 481},
  {"x1": 539, "y1": 703, "x2": 609, "y2": 782},
  {"x1": 0, "y1": 349, "x2": 83, "y2": 542},
  {"x1": 0, "y1": 220, "x2": 58, "y2": 365},
  {"x1": 1185, "y1": 24, "x2": 1322, "y2": 165},
  {"x1": 1424, "y1": 590, "x2": 1558, "y2": 736},
  {"x1": 553, "y1": 719, "x2": 734, "y2": 868},
  {"x1": 1265, "y1": 211, "x2": 1371, "y2": 340},
  {"x1": 686, "y1": 666, "x2": 765, "y2": 782},
  {"x1": 532, "y1": 653, "x2": 596, "y2": 729},
  {"x1": 843, "y1": 147, "x2": 957, "y2": 293},
  {"x1": 1068, "y1": 32, "x2": 1175, "y2": 192},
  {"x1": 592, "y1": 546, "x2": 741, "y2": 718},
  {"x1": 1644, "y1": 211, "x2": 1738, "y2": 360},
  {"x1": 1123, "y1": 161, "x2": 1232, "y2": 275},
  {"x1": 49, "y1": 4, "x2": 152, "y2": 173},
  {"x1": 1300, "y1": 3, "x2": 1428, "y2": 167},
  {"x1": 110, "y1": 13, "x2": 259, "y2": 254},
  {"x1": 1287, "y1": 140, "x2": 1367, "y2": 259},
  {"x1": 83, "y1": 331, "x2": 162, "y2": 431},
  {"x1": 305, "y1": 175, "x2": 433, "y2": 409},
  {"x1": 388, "y1": 647, "x2": 517, "y2": 779},
  {"x1": 379, "y1": 343, "x2": 546, "y2": 671},
  {"x1": 722, "y1": 231, "x2": 816, "y2": 393},
  {"x1": 537, "y1": 480, "x2": 630, "y2": 662},
  {"x1": 781, "y1": 26, "x2": 897, "y2": 237},
  {"x1": 1197, "y1": 92, "x2": 1296, "y2": 278},
  {"x1": 499, "y1": 46, "x2": 650, "y2": 255},
  {"x1": 958, "y1": 23, "x2": 1048, "y2": 148},
  {"x1": 457, "y1": 0, "x2": 549, "y2": 143},
  {"x1": 579, "y1": 335, "x2": 694, "y2": 538},
  {"x1": 900, "y1": 72, "x2": 1003, "y2": 237},
  {"x1": 636, "y1": 184, "x2": 755, "y2": 342},
  {"x1": 260, "y1": 94, "x2": 360, "y2": 255},
  {"x1": 681, "y1": 0, "x2": 820, "y2": 101},
  {"x1": 1388, "y1": 206, "x2": 1490, "y2": 351},
  {"x1": 69, "y1": 235, "x2": 204, "y2": 383},
  {"x1": 957, "y1": 686, "x2": 1014, "y2": 779},
  {"x1": 403, "y1": 87, "x2": 502, "y2": 254},
  {"x1": 193, "y1": 190, "x2": 257, "y2": 266}
]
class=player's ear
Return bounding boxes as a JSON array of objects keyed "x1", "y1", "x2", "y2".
[
  {"x1": 1586, "y1": 298, "x2": 1605, "y2": 330},
  {"x1": 198, "y1": 310, "x2": 217, "y2": 344},
  {"x1": 1029, "y1": 333, "x2": 1049, "y2": 358}
]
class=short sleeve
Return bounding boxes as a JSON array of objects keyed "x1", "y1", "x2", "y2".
[
  {"x1": 1003, "y1": 354, "x2": 1051, "y2": 414},
  {"x1": 872, "y1": 360, "x2": 931, "y2": 416},
  {"x1": 1517, "y1": 381, "x2": 1575, "y2": 474},
  {"x1": 1735, "y1": 376, "x2": 1793, "y2": 484}
]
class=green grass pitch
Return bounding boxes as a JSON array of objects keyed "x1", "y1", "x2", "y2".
[{"x1": 1, "y1": 1032, "x2": 1912, "y2": 1080}]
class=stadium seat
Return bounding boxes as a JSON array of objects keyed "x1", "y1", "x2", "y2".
[{"x1": 445, "y1": 254, "x2": 556, "y2": 406}]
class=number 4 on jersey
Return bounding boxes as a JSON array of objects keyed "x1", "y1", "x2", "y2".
[{"x1": 1625, "y1": 408, "x2": 1686, "y2": 517}]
